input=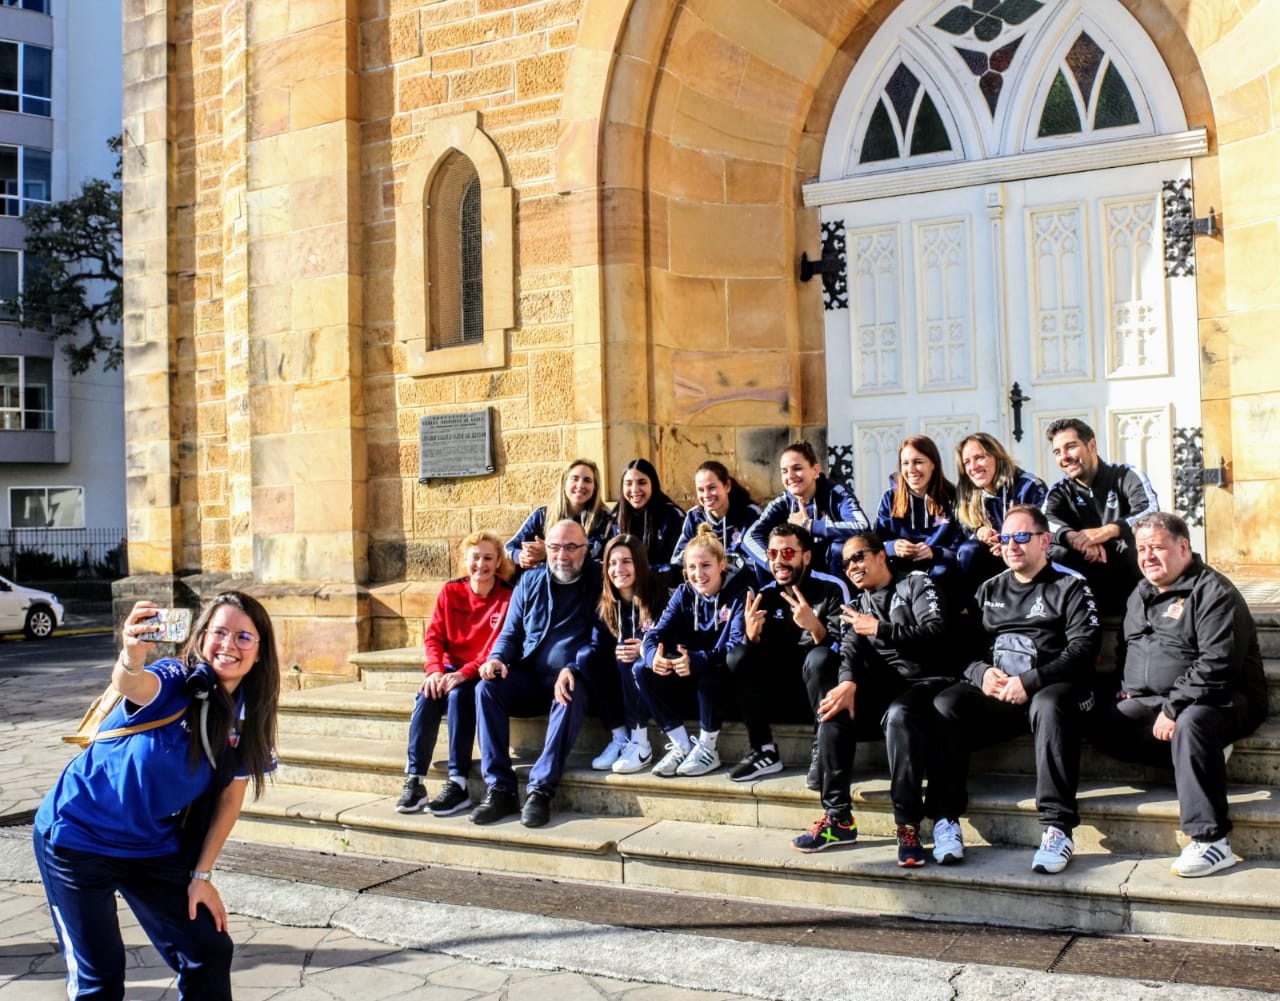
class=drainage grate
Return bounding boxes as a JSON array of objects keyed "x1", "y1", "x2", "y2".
[
  {"x1": 218, "y1": 841, "x2": 422, "y2": 892},
  {"x1": 214, "y1": 840, "x2": 1280, "y2": 993}
]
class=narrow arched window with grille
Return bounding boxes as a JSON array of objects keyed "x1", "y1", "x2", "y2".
[{"x1": 428, "y1": 153, "x2": 483, "y2": 349}]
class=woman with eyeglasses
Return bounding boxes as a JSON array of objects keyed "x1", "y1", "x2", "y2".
[
  {"x1": 637, "y1": 523, "x2": 750, "y2": 778},
  {"x1": 34, "y1": 592, "x2": 280, "y2": 1001},
  {"x1": 394, "y1": 530, "x2": 515, "y2": 817},
  {"x1": 875, "y1": 435, "x2": 964, "y2": 595},
  {"x1": 671, "y1": 460, "x2": 760, "y2": 574},
  {"x1": 609, "y1": 458, "x2": 686, "y2": 577},
  {"x1": 576, "y1": 534, "x2": 672, "y2": 773},
  {"x1": 505, "y1": 458, "x2": 611, "y2": 571},
  {"x1": 953, "y1": 432, "x2": 1048, "y2": 588}
]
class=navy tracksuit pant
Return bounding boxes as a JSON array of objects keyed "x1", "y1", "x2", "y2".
[
  {"x1": 34, "y1": 827, "x2": 232, "y2": 1000},
  {"x1": 476, "y1": 667, "x2": 589, "y2": 796},
  {"x1": 405, "y1": 673, "x2": 478, "y2": 779}
]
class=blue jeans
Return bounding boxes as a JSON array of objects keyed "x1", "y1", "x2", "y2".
[
  {"x1": 476, "y1": 667, "x2": 589, "y2": 795},
  {"x1": 405, "y1": 671, "x2": 478, "y2": 778},
  {"x1": 33, "y1": 827, "x2": 233, "y2": 1000}
]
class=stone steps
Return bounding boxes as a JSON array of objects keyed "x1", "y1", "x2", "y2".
[
  {"x1": 265, "y1": 727, "x2": 1280, "y2": 861},
  {"x1": 276, "y1": 682, "x2": 1280, "y2": 787},
  {"x1": 235, "y1": 610, "x2": 1280, "y2": 943},
  {"x1": 236, "y1": 784, "x2": 1280, "y2": 945}
]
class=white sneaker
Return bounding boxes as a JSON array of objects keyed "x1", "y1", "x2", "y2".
[
  {"x1": 675, "y1": 739, "x2": 721, "y2": 777},
  {"x1": 651, "y1": 741, "x2": 688, "y2": 777},
  {"x1": 612, "y1": 740, "x2": 653, "y2": 774},
  {"x1": 932, "y1": 818, "x2": 964, "y2": 865},
  {"x1": 592, "y1": 735, "x2": 630, "y2": 770},
  {"x1": 1031, "y1": 826, "x2": 1074, "y2": 874},
  {"x1": 1171, "y1": 837, "x2": 1237, "y2": 878}
]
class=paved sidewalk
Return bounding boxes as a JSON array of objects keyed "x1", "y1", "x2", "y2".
[{"x1": 0, "y1": 653, "x2": 1270, "y2": 1001}]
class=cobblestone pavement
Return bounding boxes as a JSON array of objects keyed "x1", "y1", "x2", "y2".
[
  {"x1": 0, "y1": 652, "x2": 762, "y2": 1001},
  {"x1": 0, "y1": 639, "x2": 1269, "y2": 1001}
]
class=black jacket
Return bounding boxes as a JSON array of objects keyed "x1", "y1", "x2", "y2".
[
  {"x1": 966, "y1": 564, "x2": 1101, "y2": 696},
  {"x1": 1116, "y1": 556, "x2": 1267, "y2": 721},
  {"x1": 840, "y1": 570, "x2": 958, "y2": 686},
  {"x1": 737, "y1": 569, "x2": 849, "y2": 654},
  {"x1": 1043, "y1": 461, "x2": 1158, "y2": 551}
]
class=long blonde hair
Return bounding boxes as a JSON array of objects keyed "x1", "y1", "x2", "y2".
[
  {"x1": 547, "y1": 458, "x2": 610, "y2": 535},
  {"x1": 954, "y1": 433, "x2": 1017, "y2": 531}
]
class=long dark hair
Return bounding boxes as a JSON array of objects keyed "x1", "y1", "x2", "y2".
[
  {"x1": 179, "y1": 591, "x2": 280, "y2": 799},
  {"x1": 598, "y1": 534, "x2": 668, "y2": 639},
  {"x1": 615, "y1": 458, "x2": 677, "y2": 554},
  {"x1": 695, "y1": 460, "x2": 755, "y2": 515},
  {"x1": 890, "y1": 435, "x2": 955, "y2": 519}
]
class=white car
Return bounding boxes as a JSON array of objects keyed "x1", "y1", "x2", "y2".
[{"x1": 0, "y1": 575, "x2": 64, "y2": 639}]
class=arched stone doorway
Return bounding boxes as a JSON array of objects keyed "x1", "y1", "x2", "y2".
[{"x1": 805, "y1": 0, "x2": 1210, "y2": 543}]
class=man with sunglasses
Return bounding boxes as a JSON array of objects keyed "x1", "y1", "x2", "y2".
[
  {"x1": 933, "y1": 505, "x2": 1101, "y2": 874},
  {"x1": 472, "y1": 520, "x2": 602, "y2": 828},
  {"x1": 1090, "y1": 512, "x2": 1266, "y2": 877},
  {"x1": 791, "y1": 532, "x2": 962, "y2": 862},
  {"x1": 726, "y1": 524, "x2": 848, "y2": 782}
]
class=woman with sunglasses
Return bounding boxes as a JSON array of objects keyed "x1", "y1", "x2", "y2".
[
  {"x1": 34, "y1": 592, "x2": 280, "y2": 1001},
  {"x1": 671, "y1": 460, "x2": 761, "y2": 573},
  {"x1": 577, "y1": 534, "x2": 672, "y2": 773},
  {"x1": 610, "y1": 458, "x2": 686, "y2": 576},
  {"x1": 506, "y1": 458, "x2": 611, "y2": 571},
  {"x1": 875, "y1": 435, "x2": 964, "y2": 594},
  {"x1": 637, "y1": 524, "x2": 750, "y2": 777},
  {"x1": 953, "y1": 432, "x2": 1048, "y2": 588}
]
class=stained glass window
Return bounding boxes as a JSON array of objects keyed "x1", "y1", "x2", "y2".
[
  {"x1": 857, "y1": 62, "x2": 953, "y2": 165},
  {"x1": 1095, "y1": 63, "x2": 1139, "y2": 129},
  {"x1": 1036, "y1": 31, "x2": 1140, "y2": 138},
  {"x1": 1038, "y1": 70, "x2": 1082, "y2": 137}
]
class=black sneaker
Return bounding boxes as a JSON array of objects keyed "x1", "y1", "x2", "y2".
[
  {"x1": 806, "y1": 738, "x2": 821, "y2": 791},
  {"x1": 426, "y1": 781, "x2": 472, "y2": 817},
  {"x1": 729, "y1": 745, "x2": 784, "y2": 782},
  {"x1": 520, "y1": 788, "x2": 552, "y2": 828},
  {"x1": 896, "y1": 823, "x2": 927, "y2": 867},
  {"x1": 469, "y1": 787, "x2": 520, "y2": 825},
  {"x1": 395, "y1": 776, "x2": 427, "y2": 814}
]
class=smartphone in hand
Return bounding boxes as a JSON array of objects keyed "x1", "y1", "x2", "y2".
[{"x1": 137, "y1": 608, "x2": 192, "y2": 644}]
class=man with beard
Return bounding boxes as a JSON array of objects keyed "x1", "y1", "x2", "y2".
[
  {"x1": 933, "y1": 505, "x2": 1101, "y2": 874},
  {"x1": 473, "y1": 519, "x2": 602, "y2": 828},
  {"x1": 1091, "y1": 512, "x2": 1267, "y2": 877},
  {"x1": 791, "y1": 531, "x2": 961, "y2": 864},
  {"x1": 1043, "y1": 418, "x2": 1158, "y2": 614},
  {"x1": 726, "y1": 524, "x2": 848, "y2": 782}
]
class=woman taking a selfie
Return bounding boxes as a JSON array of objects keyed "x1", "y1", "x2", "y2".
[{"x1": 34, "y1": 592, "x2": 280, "y2": 1001}]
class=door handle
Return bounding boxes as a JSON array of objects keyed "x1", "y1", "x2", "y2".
[{"x1": 1009, "y1": 382, "x2": 1031, "y2": 442}]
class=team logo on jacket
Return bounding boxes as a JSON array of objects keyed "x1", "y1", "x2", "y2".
[
  {"x1": 1106, "y1": 490, "x2": 1118, "y2": 509},
  {"x1": 719, "y1": 606, "x2": 732, "y2": 624},
  {"x1": 890, "y1": 594, "x2": 906, "y2": 614},
  {"x1": 1163, "y1": 598, "x2": 1185, "y2": 621},
  {"x1": 490, "y1": 612, "x2": 503, "y2": 629},
  {"x1": 1026, "y1": 595, "x2": 1048, "y2": 619}
]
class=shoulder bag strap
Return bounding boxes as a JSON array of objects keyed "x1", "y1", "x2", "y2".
[{"x1": 89, "y1": 705, "x2": 187, "y2": 743}]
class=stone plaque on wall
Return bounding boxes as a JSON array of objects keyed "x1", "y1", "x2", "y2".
[{"x1": 418, "y1": 409, "x2": 494, "y2": 481}]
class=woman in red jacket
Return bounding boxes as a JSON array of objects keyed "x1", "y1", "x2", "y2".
[{"x1": 395, "y1": 531, "x2": 515, "y2": 816}]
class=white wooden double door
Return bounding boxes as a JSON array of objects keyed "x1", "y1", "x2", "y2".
[{"x1": 824, "y1": 159, "x2": 1201, "y2": 538}]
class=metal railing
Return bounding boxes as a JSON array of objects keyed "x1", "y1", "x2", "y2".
[{"x1": 0, "y1": 527, "x2": 126, "y2": 580}]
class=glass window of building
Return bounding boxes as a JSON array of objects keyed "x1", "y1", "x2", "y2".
[
  {"x1": 0, "y1": 354, "x2": 52, "y2": 430},
  {"x1": 0, "y1": 41, "x2": 52, "y2": 117}
]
